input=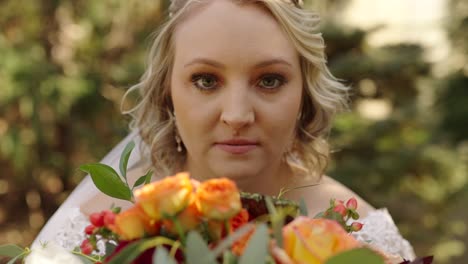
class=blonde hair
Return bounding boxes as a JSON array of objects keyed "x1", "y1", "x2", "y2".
[{"x1": 123, "y1": 0, "x2": 349, "y2": 179}]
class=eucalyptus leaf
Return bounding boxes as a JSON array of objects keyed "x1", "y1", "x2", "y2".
[
  {"x1": 0, "y1": 244, "x2": 24, "y2": 257},
  {"x1": 80, "y1": 163, "x2": 132, "y2": 201},
  {"x1": 222, "y1": 251, "x2": 237, "y2": 264},
  {"x1": 238, "y1": 224, "x2": 269, "y2": 264},
  {"x1": 265, "y1": 197, "x2": 283, "y2": 248},
  {"x1": 314, "y1": 211, "x2": 325, "y2": 218},
  {"x1": 325, "y1": 248, "x2": 385, "y2": 264},
  {"x1": 119, "y1": 141, "x2": 135, "y2": 180},
  {"x1": 186, "y1": 231, "x2": 217, "y2": 264},
  {"x1": 299, "y1": 198, "x2": 308, "y2": 216},
  {"x1": 211, "y1": 224, "x2": 255, "y2": 258},
  {"x1": 153, "y1": 247, "x2": 177, "y2": 264}
]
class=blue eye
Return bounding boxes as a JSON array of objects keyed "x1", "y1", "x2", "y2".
[
  {"x1": 191, "y1": 74, "x2": 218, "y2": 90},
  {"x1": 258, "y1": 74, "x2": 286, "y2": 90}
]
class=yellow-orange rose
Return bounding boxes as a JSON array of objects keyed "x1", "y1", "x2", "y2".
[
  {"x1": 283, "y1": 217, "x2": 361, "y2": 264},
  {"x1": 196, "y1": 178, "x2": 241, "y2": 220},
  {"x1": 134, "y1": 172, "x2": 193, "y2": 221},
  {"x1": 113, "y1": 206, "x2": 158, "y2": 240},
  {"x1": 162, "y1": 196, "x2": 202, "y2": 234}
]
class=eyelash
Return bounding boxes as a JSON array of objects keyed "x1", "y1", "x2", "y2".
[{"x1": 190, "y1": 73, "x2": 288, "y2": 91}]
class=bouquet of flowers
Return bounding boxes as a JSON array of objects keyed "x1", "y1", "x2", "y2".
[{"x1": 0, "y1": 142, "x2": 433, "y2": 264}]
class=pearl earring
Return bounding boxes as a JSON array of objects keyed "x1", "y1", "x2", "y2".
[
  {"x1": 172, "y1": 111, "x2": 183, "y2": 152},
  {"x1": 175, "y1": 134, "x2": 182, "y2": 152}
]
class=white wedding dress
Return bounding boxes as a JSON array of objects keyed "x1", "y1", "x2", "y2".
[{"x1": 32, "y1": 131, "x2": 416, "y2": 261}]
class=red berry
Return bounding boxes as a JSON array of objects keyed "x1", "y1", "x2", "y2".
[
  {"x1": 84, "y1": 224, "x2": 96, "y2": 235},
  {"x1": 346, "y1": 198, "x2": 358, "y2": 210},
  {"x1": 333, "y1": 204, "x2": 347, "y2": 217},
  {"x1": 103, "y1": 210, "x2": 116, "y2": 227},
  {"x1": 90, "y1": 212, "x2": 104, "y2": 227},
  {"x1": 80, "y1": 239, "x2": 94, "y2": 255},
  {"x1": 333, "y1": 199, "x2": 344, "y2": 206},
  {"x1": 351, "y1": 222, "x2": 364, "y2": 232}
]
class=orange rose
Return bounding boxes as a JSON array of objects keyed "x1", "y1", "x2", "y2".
[
  {"x1": 230, "y1": 208, "x2": 249, "y2": 231},
  {"x1": 113, "y1": 206, "x2": 158, "y2": 240},
  {"x1": 134, "y1": 172, "x2": 193, "y2": 221},
  {"x1": 283, "y1": 217, "x2": 361, "y2": 264},
  {"x1": 162, "y1": 196, "x2": 202, "y2": 234},
  {"x1": 231, "y1": 225, "x2": 255, "y2": 256},
  {"x1": 196, "y1": 178, "x2": 241, "y2": 220}
]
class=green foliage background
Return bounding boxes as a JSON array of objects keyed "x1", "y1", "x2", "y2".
[{"x1": 0, "y1": 0, "x2": 466, "y2": 263}]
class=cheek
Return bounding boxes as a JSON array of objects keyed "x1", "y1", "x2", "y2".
[
  {"x1": 171, "y1": 79, "x2": 215, "y2": 151},
  {"x1": 262, "y1": 93, "x2": 302, "y2": 149}
]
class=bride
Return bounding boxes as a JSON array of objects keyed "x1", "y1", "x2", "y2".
[{"x1": 34, "y1": 0, "x2": 415, "y2": 261}]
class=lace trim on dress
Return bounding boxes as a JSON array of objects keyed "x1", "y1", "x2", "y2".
[
  {"x1": 352, "y1": 208, "x2": 416, "y2": 261},
  {"x1": 52, "y1": 207, "x2": 415, "y2": 260},
  {"x1": 53, "y1": 208, "x2": 106, "y2": 255}
]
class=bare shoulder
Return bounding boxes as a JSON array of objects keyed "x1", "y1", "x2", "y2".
[{"x1": 285, "y1": 175, "x2": 375, "y2": 218}]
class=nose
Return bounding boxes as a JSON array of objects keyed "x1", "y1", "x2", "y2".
[{"x1": 220, "y1": 87, "x2": 255, "y2": 133}]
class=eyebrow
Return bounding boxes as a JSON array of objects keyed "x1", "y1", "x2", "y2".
[{"x1": 183, "y1": 58, "x2": 293, "y2": 69}]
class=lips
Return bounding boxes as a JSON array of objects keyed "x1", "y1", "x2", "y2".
[{"x1": 215, "y1": 139, "x2": 259, "y2": 155}]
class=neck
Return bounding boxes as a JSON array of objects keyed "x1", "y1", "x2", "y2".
[
  {"x1": 236, "y1": 163, "x2": 295, "y2": 196},
  {"x1": 185, "y1": 159, "x2": 296, "y2": 197}
]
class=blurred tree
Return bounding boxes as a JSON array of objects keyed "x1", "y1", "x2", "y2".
[
  {"x1": 0, "y1": 0, "x2": 466, "y2": 264},
  {"x1": 0, "y1": 0, "x2": 170, "y2": 248},
  {"x1": 321, "y1": 1, "x2": 467, "y2": 263}
]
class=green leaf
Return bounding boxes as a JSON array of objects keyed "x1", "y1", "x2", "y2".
[
  {"x1": 299, "y1": 198, "x2": 308, "y2": 216},
  {"x1": 144, "y1": 169, "x2": 153, "y2": 184},
  {"x1": 325, "y1": 248, "x2": 385, "y2": 264},
  {"x1": 6, "y1": 254, "x2": 23, "y2": 264},
  {"x1": 0, "y1": 244, "x2": 24, "y2": 257},
  {"x1": 104, "y1": 242, "x2": 117, "y2": 258},
  {"x1": 222, "y1": 251, "x2": 237, "y2": 264},
  {"x1": 119, "y1": 141, "x2": 135, "y2": 180},
  {"x1": 80, "y1": 163, "x2": 132, "y2": 201},
  {"x1": 107, "y1": 237, "x2": 176, "y2": 264},
  {"x1": 133, "y1": 170, "x2": 153, "y2": 190},
  {"x1": 186, "y1": 231, "x2": 217, "y2": 264},
  {"x1": 313, "y1": 211, "x2": 325, "y2": 218},
  {"x1": 73, "y1": 254, "x2": 95, "y2": 264},
  {"x1": 133, "y1": 175, "x2": 147, "y2": 190},
  {"x1": 153, "y1": 247, "x2": 177, "y2": 264},
  {"x1": 238, "y1": 224, "x2": 269, "y2": 264}
]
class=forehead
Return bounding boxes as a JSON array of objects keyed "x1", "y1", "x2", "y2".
[{"x1": 172, "y1": 0, "x2": 299, "y2": 66}]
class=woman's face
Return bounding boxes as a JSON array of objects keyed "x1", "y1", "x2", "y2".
[{"x1": 170, "y1": 0, "x2": 303, "y2": 184}]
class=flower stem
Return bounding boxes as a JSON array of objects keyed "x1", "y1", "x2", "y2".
[
  {"x1": 71, "y1": 250, "x2": 102, "y2": 263},
  {"x1": 277, "y1": 183, "x2": 320, "y2": 199},
  {"x1": 169, "y1": 241, "x2": 181, "y2": 258}
]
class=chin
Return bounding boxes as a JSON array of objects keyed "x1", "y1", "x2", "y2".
[{"x1": 210, "y1": 163, "x2": 261, "y2": 183}]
